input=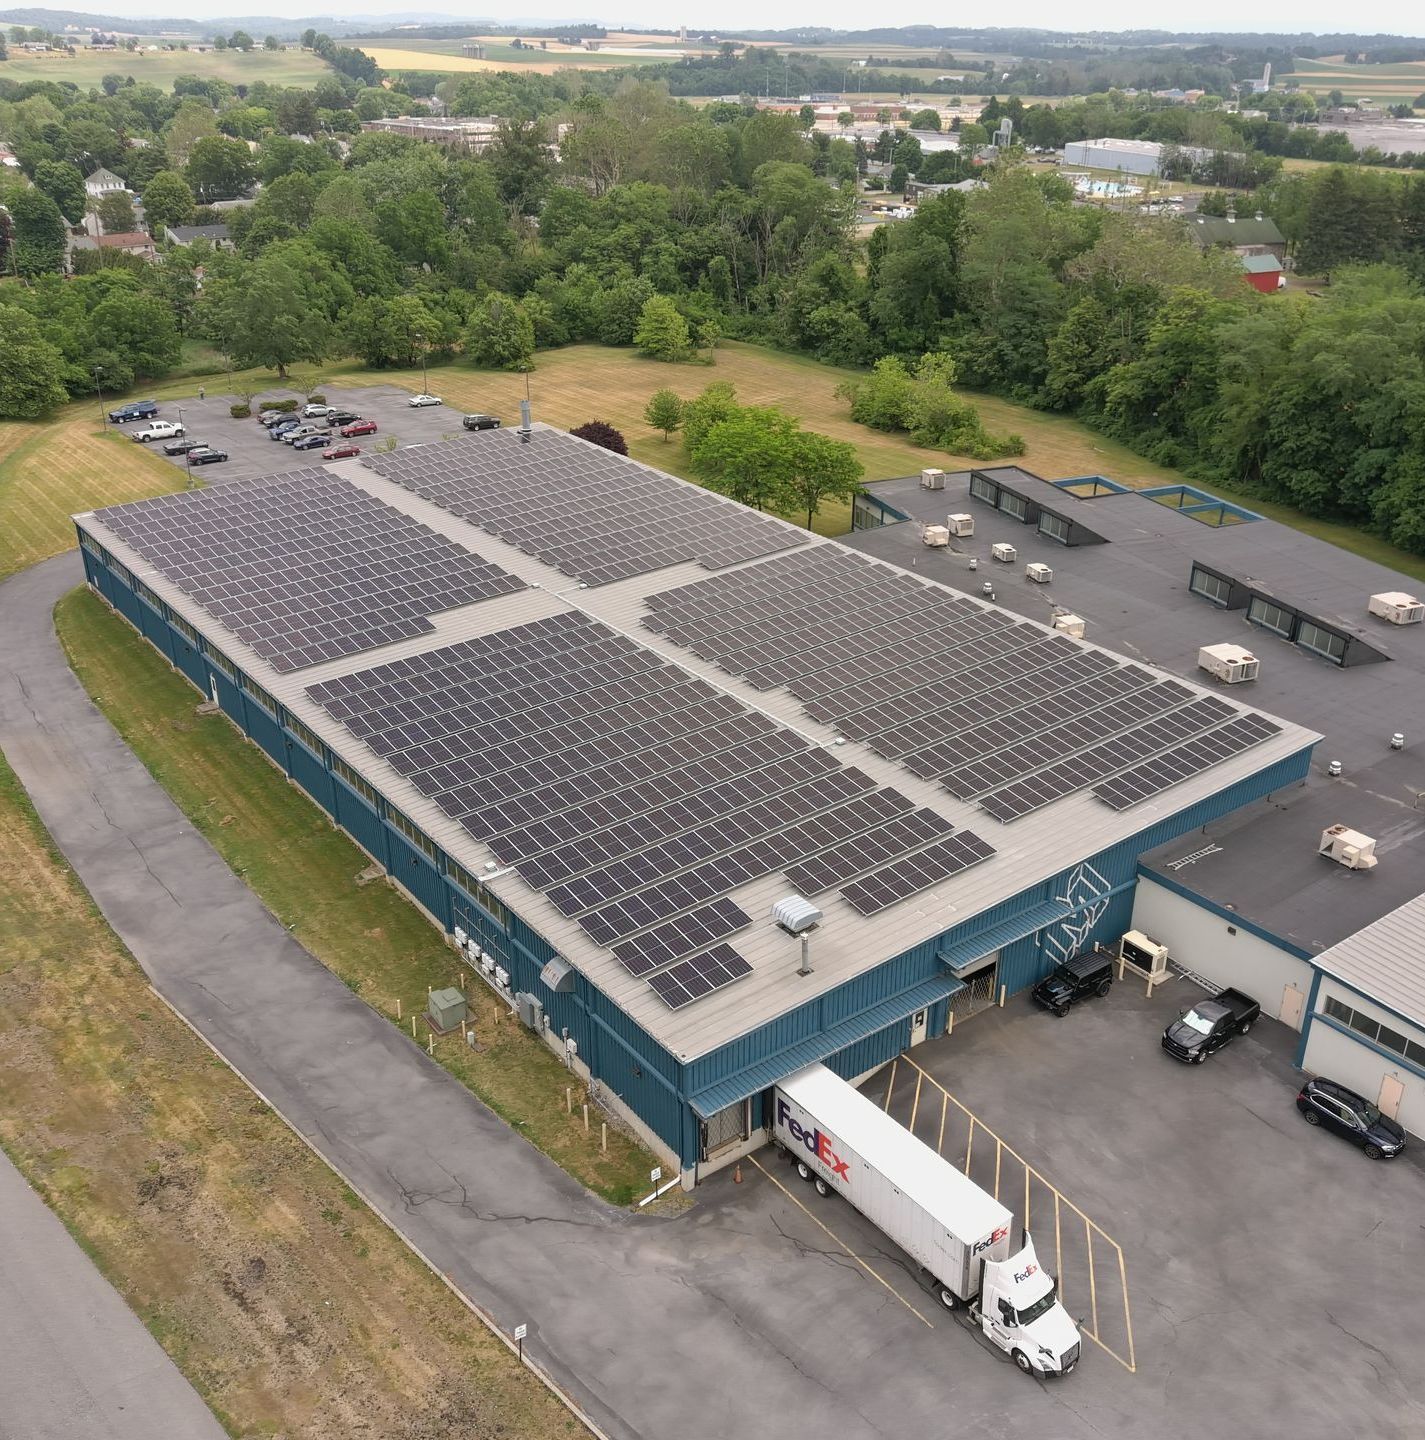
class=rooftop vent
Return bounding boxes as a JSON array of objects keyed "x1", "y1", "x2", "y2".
[
  {"x1": 1368, "y1": 591, "x2": 1424, "y2": 626},
  {"x1": 1198, "y1": 642, "x2": 1259, "y2": 684},
  {"x1": 772, "y1": 894, "x2": 822, "y2": 935},
  {"x1": 1319, "y1": 824, "x2": 1378, "y2": 871},
  {"x1": 920, "y1": 467, "x2": 945, "y2": 490}
]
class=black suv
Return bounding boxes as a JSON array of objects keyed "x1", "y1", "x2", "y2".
[
  {"x1": 1031, "y1": 951, "x2": 1114, "y2": 1017},
  {"x1": 1296, "y1": 1077, "x2": 1406, "y2": 1160},
  {"x1": 462, "y1": 413, "x2": 501, "y2": 431}
]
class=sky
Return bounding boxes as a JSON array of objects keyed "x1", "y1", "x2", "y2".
[{"x1": 55, "y1": 4, "x2": 1425, "y2": 34}]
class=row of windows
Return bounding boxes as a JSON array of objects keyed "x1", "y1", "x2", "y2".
[
  {"x1": 1037, "y1": 511, "x2": 1071, "y2": 544},
  {"x1": 1190, "y1": 566, "x2": 1233, "y2": 606},
  {"x1": 240, "y1": 673, "x2": 278, "y2": 714},
  {"x1": 1323, "y1": 995, "x2": 1425, "y2": 1070},
  {"x1": 388, "y1": 806, "x2": 440, "y2": 862},
  {"x1": 448, "y1": 860, "x2": 511, "y2": 930},
  {"x1": 968, "y1": 474, "x2": 997, "y2": 504},
  {"x1": 286, "y1": 714, "x2": 324, "y2": 756},
  {"x1": 1189, "y1": 566, "x2": 1349, "y2": 666}
]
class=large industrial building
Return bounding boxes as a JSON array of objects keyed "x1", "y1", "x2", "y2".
[
  {"x1": 849, "y1": 466, "x2": 1425, "y2": 1138},
  {"x1": 75, "y1": 433, "x2": 1319, "y2": 1178}
]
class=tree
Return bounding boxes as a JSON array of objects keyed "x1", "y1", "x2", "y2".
[
  {"x1": 165, "y1": 99, "x2": 218, "y2": 168},
  {"x1": 142, "y1": 170, "x2": 196, "y2": 234},
  {"x1": 787, "y1": 430, "x2": 863, "y2": 529},
  {"x1": 186, "y1": 136, "x2": 255, "y2": 202},
  {"x1": 229, "y1": 30, "x2": 253, "y2": 50},
  {"x1": 215, "y1": 256, "x2": 330, "y2": 378},
  {"x1": 633, "y1": 296, "x2": 691, "y2": 361},
  {"x1": 908, "y1": 108, "x2": 942, "y2": 132},
  {"x1": 89, "y1": 290, "x2": 181, "y2": 378},
  {"x1": 264, "y1": 35, "x2": 280, "y2": 50},
  {"x1": 570, "y1": 420, "x2": 628, "y2": 455},
  {"x1": 0, "y1": 305, "x2": 69, "y2": 417},
  {"x1": 301, "y1": 27, "x2": 317, "y2": 47},
  {"x1": 681, "y1": 380, "x2": 741, "y2": 452},
  {"x1": 644, "y1": 388, "x2": 684, "y2": 441},
  {"x1": 8, "y1": 188, "x2": 67, "y2": 276},
  {"x1": 96, "y1": 191, "x2": 135, "y2": 234},
  {"x1": 349, "y1": 294, "x2": 439, "y2": 368},
  {"x1": 838, "y1": 111, "x2": 854, "y2": 130},
  {"x1": 487, "y1": 119, "x2": 552, "y2": 214},
  {"x1": 33, "y1": 160, "x2": 86, "y2": 223},
  {"x1": 464, "y1": 291, "x2": 534, "y2": 371},
  {"x1": 692, "y1": 406, "x2": 800, "y2": 511}
]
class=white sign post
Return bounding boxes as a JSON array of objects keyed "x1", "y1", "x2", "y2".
[
  {"x1": 650, "y1": 1167, "x2": 662, "y2": 1185},
  {"x1": 514, "y1": 1323, "x2": 528, "y2": 1362}
]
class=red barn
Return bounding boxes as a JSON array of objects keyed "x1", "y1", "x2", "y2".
[{"x1": 1242, "y1": 253, "x2": 1285, "y2": 293}]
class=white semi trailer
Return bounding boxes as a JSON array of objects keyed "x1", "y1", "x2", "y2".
[{"x1": 772, "y1": 1063, "x2": 1081, "y2": 1377}]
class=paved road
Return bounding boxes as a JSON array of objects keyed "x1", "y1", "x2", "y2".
[{"x1": 0, "y1": 1148, "x2": 228, "y2": 1440}]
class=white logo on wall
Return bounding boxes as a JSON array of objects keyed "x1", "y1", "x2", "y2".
[{"x1": 1044, "y1": 862, "x2": 1112, "y2": 964}]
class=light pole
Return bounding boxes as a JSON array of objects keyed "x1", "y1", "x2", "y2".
[
  {"x1": 178, "y1": 406, "x2": 193, "y2": 485},
  {"x1": 415, "y1": 330, "x2": 428, "y2": 396},
  {"x1": 94, "y1": 365, "x2": 106, "y2": 427}
]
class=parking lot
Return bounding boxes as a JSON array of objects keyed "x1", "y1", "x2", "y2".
[
  {"x1": 697, "y1": 976, "x2": 1425, "y2": 1438},
  {"x1": 128, "y1": 384, "x2": 482, "y2": 486}
]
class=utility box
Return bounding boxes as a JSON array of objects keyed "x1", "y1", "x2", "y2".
[
  {"x1": 1198, "y1": 642, "x2": 1259, "y2": 684},
  {"x1": 1052, "y1": 613, "x2": 1086, "y2": 638},
  {"x1": 1025, "y1": 562, "x2": 1053, "y2": 584},
  {"x1": 919, "y1": 467, "x2": 945, "y2": 490},
  {"x1": 1119, "y1": 930, "x2": 1170, "y2": 981},
  {"x1": 991, "y1": 542, "x2": 1017, "y2": 563},
  {"x1": 946, "y1": 513, "x2": 974, "y2": 537},
  {"x1": 922, "y1": 524, "x2": 950, "y2": 548},
  {"x1": 428, "y1": 987, "x2": 467, "y2": 1033},
  {"x1": 1368, "y1": 591, "x2": 1424, "y2": 625},
  {"x1": 515, "y1": 990, "x2": 546, "y2": 1030}
]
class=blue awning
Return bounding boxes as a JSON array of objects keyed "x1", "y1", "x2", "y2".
[
  {"x1": 688, "y1": 974, "x2": 964, "y2": 1119},
  {"x1": 936, "y1": 898, "x2": 1071, "y2": 974}
]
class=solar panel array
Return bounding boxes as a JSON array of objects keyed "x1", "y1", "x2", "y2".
[
  {"x1": 645, "y1": 545, "x2": 1285, "y2": 823},
  {"x1": 307, "y1": 610, "x2": 995, "y2": 1009},
  {"x1": 361, "y1": 427, "x2": 803, "y2": 587},
  {"x1": 94, "y1": 470, "x2": 525, "y2": 673}
]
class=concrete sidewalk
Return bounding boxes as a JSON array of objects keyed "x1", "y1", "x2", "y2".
[{"x1": 0, "y1": 1148, "x2": 228, "y2": 1440}]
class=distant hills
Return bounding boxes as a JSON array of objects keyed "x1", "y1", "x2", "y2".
[{"x1": 0, "y1": 8, "x2": 539, "y2": 37}]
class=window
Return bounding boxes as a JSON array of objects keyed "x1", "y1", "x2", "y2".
[
  {"x1": 286, "y1": 715, "x2": 324, "y2": 758},
  {"x1": 110, "y1": 559, "x2": 134, "y2": 587},
  {"x1": 171, "y1": 614, "x2": 198, "y2": 644},
  {"x1": 1322, "y1": 993, "x2": 1425, "y2": 1069},
  {"x1": 1247, "y1": 596, "x2": 1292, "y2": 637},
  {"x1": 1296, "y1": 620, "x2": 1346, "y2": 665},
  {"x1": 239, "y1": 673, "x2": 277, "y2": 714},
  {"x1": 447, "y1": 860, "x2": 510, "y2": 929},
  {"x1": 1038, "y1": 511, "x2": 1071, "y2": 544},
  {"x1": 389, "y1": 807, "x2": 439, "y2": 862},
  {"x1": 134, "y1": 579, "x2": 161, "y2": 609},
  {"x1": 969, "y1": 474, "x2": 998, "y2": 504},
  {"x1": 204, "y1": 643, "x2": 236, "y2": 679},
  {"x1": 998, "y1": 489, "x2": 1028, "y2": 521},
  {"x1": 79, "y1": 532, "x2": 104, "y2": 559},
  {"x1": 332, "y1": 756, "x2": 382, "y2": 808},
  {"x1": 1190, "y1": 566, "x2": 1232, "y2": 606}
]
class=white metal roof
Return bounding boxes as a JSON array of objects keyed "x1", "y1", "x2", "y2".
[
  {"x1": 1312, "y1": 891, "x2": 1425, "y2": 1030},
  {"x1": 74, "y1": 430, "x2": 1318, "y2": 1063}
]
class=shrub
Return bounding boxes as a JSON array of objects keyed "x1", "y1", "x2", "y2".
[
  {"x1": 308, "y1": 392, "x2": 326, "y2": 405},
  {"x1": 570, "y1": 420, "x2": 628, "y2": 455},
  {"x1": 229, "y1": 402, "x2": 251, "y2": 418},
  {"x1": 259, "y1": 398, "x2": 298, "y2": 413}
]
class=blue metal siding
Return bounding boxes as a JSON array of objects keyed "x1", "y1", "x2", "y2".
[
  {"x1": 137, "y1": 596, "x2": 174, "y2": 661},
  {"x1": 212, "y1": 671, "x2": 243, "y2": 725},
  {"x1": 286, "y1": 737, "x2": 336, "y2": 817},
  {"x1": 172, "y1": 635, "x2": 207, "y2": 693},
  {"x1": 244, "y1": 702, "x2": 285, "y2": 766},
  {"x1": 386, "y1": 832, "x2": 450, "y2": 925},
  {"x1": 332, "y1": 778, "x2": 387, "y2": 863}
]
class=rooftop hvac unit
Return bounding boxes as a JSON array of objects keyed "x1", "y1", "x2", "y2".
[
  {"x1": 1025, "y1": 562, "x2": 1053, "y2": 584},
  {"x1": 920, "y1": 467, "x2": 946, "y2": 490},
  {"x1": 1319, "y1": 824, "x2": 1378, "y2": 871},
  {"x1": 1198, "y1": 643, "x2": 1259, "y2": 684},
  {"x1": 991, "y1": 542, "x2": 1017, "y2": 564},
  {"x1": 946, "y1": 513, "x2": 974, "y2": 537},
  {"x1": 1052, "y1": 613, "x2": 1086, "y2": 638},
  {"x1": 1368, "y1": 591, "x2": 1424, "y2": 625},
  {"x1": 922, "y1": 524, "x2": 951, "y2": 548},
  {"x1": 515, "y1": 991, "x2": 545, "y2": 1031},
  {"x1": 772, "y1": 894, "x2": 822, "y2": 935},
  {"x1": 1119, "y1": 930, "x2": 1170, "y2": 981}
]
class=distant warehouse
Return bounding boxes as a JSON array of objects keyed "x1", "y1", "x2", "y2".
[
  {"x1": 74, "y1": 432, "x2": 1316, "y2": 1182},
  {"x1": 1061, "y1": 137, "x2": 1221, "y2": 176}
]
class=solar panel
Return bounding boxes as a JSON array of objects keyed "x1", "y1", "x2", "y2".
[
  {"x1": 610, "y1": 900, "x2": 751, "y2": 977},
  {"x1": 1093, "y1": 712, "x2": 1283, "y2": 811},
  {"x1": 95, "y1": 469, "x2": 525, "y2": 672},
  {"x1": 362, "y1": 427, "x2": 804, "y2": 586},
  {"x1": 840, "y1": 832, "x2": 997, "y2": 917},
  {"x1": 782, "y1": 809, "x2": 957, "y2": 895},
  {"x1": 647, "y1": 944, "x2": 753, "y2": 1009}
]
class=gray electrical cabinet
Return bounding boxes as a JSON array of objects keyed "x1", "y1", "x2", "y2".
[
  {"x1": 515, "y1": 991, "x2": 545, "y2": 1031},
  {"x1": 427, "y1": 987, "x2": 467, "y2": 1033}
]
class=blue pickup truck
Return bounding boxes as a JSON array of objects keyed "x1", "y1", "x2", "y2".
[{"x1": 108, "y1": 400, "x2": 159, "y2": 424}]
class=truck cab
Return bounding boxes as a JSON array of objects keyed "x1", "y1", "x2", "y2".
[{"x1": 976, "y1": 1237, "x2": 1081, "y2": 1375}]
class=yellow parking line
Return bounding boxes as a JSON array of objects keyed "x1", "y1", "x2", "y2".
[
  {"x1": 909, "y1": 1069, "x2": 923, "y2": 1132},
  {"x1": 748, "y1": 1156, "x2": 935, "y2": 1330},
  {"x1": 1117, "y1": 1245, "x2": 1137, "y2": 1373}
]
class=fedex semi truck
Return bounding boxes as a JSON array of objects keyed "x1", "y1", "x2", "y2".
[{"x1": 772, "y1": 1063, "x2": 1081, "y2": 1377}]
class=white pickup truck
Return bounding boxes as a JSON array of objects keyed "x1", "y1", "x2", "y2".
[
  {"x1": 131, "y1": 419, "x2": 185, "y2": 443},
  {"x1": 773, "y1": 1063, "x2": 1081, "y2": 1377}
]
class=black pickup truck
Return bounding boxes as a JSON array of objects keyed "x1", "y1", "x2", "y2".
[
  {"x1": 108, "y1": 399, "x2": 159, "y2": 424},
  {"x1": 1161, "y1": 988, "x2": 1260, "y2": 1064}
]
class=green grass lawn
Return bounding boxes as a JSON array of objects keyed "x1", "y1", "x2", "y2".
[
  {"x1": 57, "y1": 587, "x2": 660, "y2": 1207},
  {"x1": 0, "y1": 43, "x2": 331, "y2": 88}
]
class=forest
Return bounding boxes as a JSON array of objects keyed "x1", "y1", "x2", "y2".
[{"x1": 2, "y1": 66, "x2": 1425, "y2": 553}]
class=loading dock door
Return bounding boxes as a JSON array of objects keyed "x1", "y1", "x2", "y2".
[{"x1": 949, "y1": 953, "x2": 999, "y2": 1025}]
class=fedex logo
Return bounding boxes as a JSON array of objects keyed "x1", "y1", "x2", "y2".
[
  {"x1": 972, "y1": 1226, "x2": 1010, "y2": 1256},
  {"x1": 1014, "y1": 1263, "x2": 1038, "y2": 1284},
  {"x1": 776, "y1": 1098, "x2": 851, "y2": 1183}
]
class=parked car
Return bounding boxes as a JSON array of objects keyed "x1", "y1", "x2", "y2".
[
  {"x1": 1296, "y1": 1077, "x2": 1406, "y2": 1160},
  {"x1": 1161, "y1": 987, "x2": 1260, "y2": 1064},
  {"x1": 260, "y1": 410, "x2": 297, "y2": 428},
  {"x1": 407, "y1": 393, "x2": 443, "y2": 407},
  {"x1": 162, "y1": 436, "x2": 206, "y2": 456},
  {"x1": 462, "y1": 413, "x2": 501, "y2": 431},
  {"x1": 291, "y1": 431, "x2": 331, "y2": 450},
  {"x1": 268, "y1": 416, "x2": 302, "y2": 439},
  {"x1": 340, "y1": 418, "x2": 379, "y2": 437},
  {"x1": 302, "y1": 402, "x2": 333, "y2": 418},
  {"x1": 283, "y1": 424, "x2": 325, "y2": 444},
  {"x1": 326, "y1": 410, "x2": 361, "y2": 426},
  {"x1": 186, "y1": 446, "x2": 228, "y2": 465},
  {"x1": 131, "y1": 419, "x2": 184, "y2": 443},
  {"x1": 321, "y1": 442, "x2": 362, "y2": 460},
  {"x1": 1031, "y1": 951, "x2": 1114, "y2": 1017},
  {"x1": 108, "y1": 400, "x2": 158, "y2": 424}
]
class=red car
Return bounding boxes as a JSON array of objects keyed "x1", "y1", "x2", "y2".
[
  {"x1": 322, "y1": 442, "x2": 362, "y2": 460},
  {"x1": 340, "y1": 419, "x2": 378, "y2": 437}
]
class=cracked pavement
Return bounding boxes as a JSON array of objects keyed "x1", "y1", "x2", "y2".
[{"x1": 4, "y1": 552, "x2": 1425, "y2": 1440}]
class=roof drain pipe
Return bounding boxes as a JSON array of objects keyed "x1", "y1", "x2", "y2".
[
  {"x1": 518, "y1": 397, "x2": 532, "y2": 443},
  {"x1": 799, "y1": 933, "x2": 813, "y2": 977}
]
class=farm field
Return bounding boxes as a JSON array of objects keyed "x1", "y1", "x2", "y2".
[
  {"x1": 1282, "y1": 54, "x2": 1425, "y2": 99},
  {"x1": 0, "y1": 43, "x2": 332, "y2": 87},
  {"x1": 356, "y1": 35, "x2": 697, "y2": 74},
  {"x1": 0, "y1": 749, "x2": 581, "y2": 1440}
]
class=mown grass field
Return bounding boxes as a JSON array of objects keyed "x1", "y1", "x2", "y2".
[
  {"x1": 57, "y1": 588, "x2": 660, "y2": 1207},
  {"x1": 0, "y1": 44, "x2": 332, "y2": 88},
  {"x1": 1282, "y1": 55, "x2": 1425, "y2": 99},
  {"x1": 0, "y1": 750, "x2": 584, "y2": 1440},
  {"x1": 358, "y1": 42, "x2": 674, "y2": 75}
]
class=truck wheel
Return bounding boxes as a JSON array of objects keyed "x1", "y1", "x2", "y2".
[
  {"x1": 1303, "y1": 1109, "x2": 1320, "y2": 1126},
  {"x1": 813, "y1": 1177, "x2": 831, "y2": 1197},
  {"x1": 937, "y1": 1287, "x2": 960, "y2": 1311},
  {"x1": 1239, "y1": 1021, "x2": 1253, "y2": 1035},
  {"x1": 795, "y1": 1161, "x2": 813, "y2": 1182},
  {"x1": 1194, "y1": 1051, "x2": 1206, "y2": 1064},
  {"x1": 1055, "y1": 1005, "x2": 1068, "y2": 1018},
  {"x1": 1096, "y1": 979, "x2": 1112, "y2": 997},
  {"x1": 1012, "y1": 1349, "x2": 1034, "y2": 1375}
]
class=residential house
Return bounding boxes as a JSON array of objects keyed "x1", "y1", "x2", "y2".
[
  {"x1": 84, "y1": 166, "x2": 128, "y2": 199},
  {"x1": 165, "y1": 222, "x2": 232, "y2": 249}
]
